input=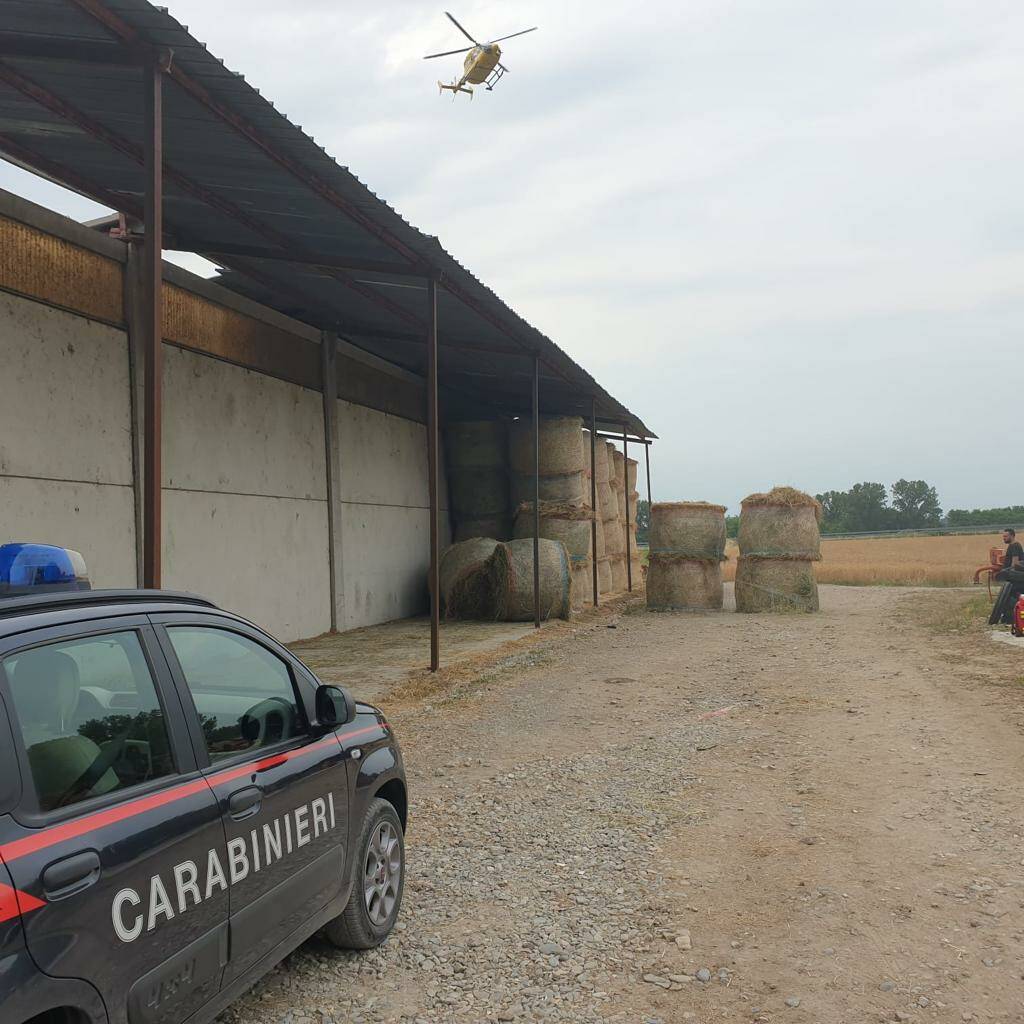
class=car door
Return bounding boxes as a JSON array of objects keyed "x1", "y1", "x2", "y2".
[
  {"x1": 0, "y1": 617, "x2": 230, "y2": 1024},
  {"x1": 152, "y1": 613, "x2": 350, "y2": 985}
]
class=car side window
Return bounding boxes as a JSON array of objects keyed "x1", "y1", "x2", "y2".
[
  {"x1": 1, "y1": 631, "x2": 175, "y2": 813},
  {"x1": 166, "y1": 626, "x2": 304, "y2": 764}
]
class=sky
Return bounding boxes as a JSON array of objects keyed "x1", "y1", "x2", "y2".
[{"x1": 3, "y1": 0, "x2": 1022, "y2": 514}]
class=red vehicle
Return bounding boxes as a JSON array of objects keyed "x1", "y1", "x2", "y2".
[{"x1": 1013, "y1": 595, "x2": 1024, "y2": 638}]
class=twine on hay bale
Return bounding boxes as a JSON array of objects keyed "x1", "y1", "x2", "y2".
[
  {"x1": 738, "y1": 486, "x2": 822, "y2": 561},
  {"x1": 734, "y1": 556, "x2": 819, "y2": 613},
  {"x1": 439, "y1": 538, "x2": 499, "y2": 613}
]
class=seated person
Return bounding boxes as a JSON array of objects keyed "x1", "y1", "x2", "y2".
[{"x1": 990, "y1": 528, "x2": 1024, "y2": 625}]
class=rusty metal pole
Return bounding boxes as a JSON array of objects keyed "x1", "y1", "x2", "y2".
[
  {"x1": 645, "y1": 441, "x2": 653, "y2": 520},
  {"x1": 427, "y1": 277, "x2": 440, "y2": 671},
  {"x1": 623, "y1": 427, "x2": 632, "y2": 592},
  {"x1": 532, "y1": 355, "x2": 541, "y2": 629},
  {"x1": 590, "y1": 401, "x2": 598, "y2": 606},
  {"x1": 142, "y1": 58, "x2": 164, "y2": 589}
]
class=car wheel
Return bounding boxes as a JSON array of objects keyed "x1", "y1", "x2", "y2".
[{"x1": 324, "y1": 797, "x2": 405, "y2": 949}]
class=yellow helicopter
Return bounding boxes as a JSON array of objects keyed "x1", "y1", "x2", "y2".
[{"x1": 423, "y1": 11, "x2": 537, "y2": 97}]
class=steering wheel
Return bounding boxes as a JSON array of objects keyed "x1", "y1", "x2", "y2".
[
  {"x1": 56, "y1": 733, "x2": 129, "y2": 808},
  {"x1": 239, "y1": 696, "x2": 296, "y2": 747}
]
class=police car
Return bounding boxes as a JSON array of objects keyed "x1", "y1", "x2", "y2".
[{"x1": 0, "y1": 544, "x2": 408, "y2": 1024}]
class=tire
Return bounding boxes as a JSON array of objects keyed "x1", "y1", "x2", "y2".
[{"x1": 324, "y1": 797, "x2": 405, "y2": 949}]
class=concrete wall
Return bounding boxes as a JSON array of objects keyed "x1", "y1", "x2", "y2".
[
  {"x1": 336, "y1": 400, "x2": 450, "y2": 630},
  {"x1": 162, "y1": 346, "x2": 331, "y2": 640},
  {"x1": 0, "y1": 292, "x2": 137, "y2": 588}
]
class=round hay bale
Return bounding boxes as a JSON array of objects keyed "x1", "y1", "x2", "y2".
[
  {"x1": 446, "y1": 562, "x2": 494, "y2": 620},
  {"x1": 604, "y1": 517, "x2": 624, "y2": 555},
  {"x1": 734, "y1": 556, "x2": 819, "y2": 613},
  {"x1": 738, "y1": 487, "x2": 822, "y2": 560},
  {"x1": 509, "y1": 416, "x2": 585, "y2": 476},
  {"x1": 488, "y1": 538, "x2": 571, "y2": 621},
  {"x1": 597, "y1": 481, "x2": 618, "y2": 522},
  {"x1": 512, "y1": 502, "x2": 594, "y2": 564},
  {"x1": 649, "y1": 502, "x2": 727, "y2": 562},
  {"x1": 511, "y1": 472, "x2": 585, "y2": 506},
  {"x1": 617, "y1": 488, "x2": 627, "y2": 523},
  {"x1": 610, "y1": 554, "x2": 628, "y2": 592},
  {"x1": 647, "y1": 556, "x2": 723, "y2": 611},
  {"x1": 592, "y1": 438, "x2": 610, "y2": 484},
  {"x1": 449, "y1": 468, "x2": 508, "y2": 517},
  {"x1": 446, "y1": 420, "x2": 507, "y2": 470},
  {"x1": 628, "y1": 490, "x2": 639, "y2": 521},
  {"x1": 570, "y1": 563, "x2": 592, "y2": 610},
  {"x1": 595, "y1": 516, "x2": 606, "y2": 558},
  {"x1": 440, "y1": 538, "x2": 498, "y2": 613},
  {"x1": 597, "y1": 556, "x2": 613, "y2": 594},
  {"x1": 452, "y1": 514, "x2": 511, "y2": 544},
  {"x1": 626, "y1": 458, "x2": 638, "y2": 492},
  {"x1": 610, "y1": 448, "x2": 625, "y2": 489}
]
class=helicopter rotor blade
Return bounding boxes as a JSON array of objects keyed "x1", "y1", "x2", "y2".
[
  {"x1": 445, "y1": 12, "x2": 479, "y2": 45},
  {"x1": 488, "y1": 26, "x2": 538, "y2": 44},
  {"x1": 423, "y1": 46, "x2": 473, "y2": 59}
]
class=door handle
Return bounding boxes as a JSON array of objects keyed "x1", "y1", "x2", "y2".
[
  {"x1": 228, "y1": 786, "x2": 262, "y2": 820},
  {"x1": 42, "y1": 850, "x2": 101, "y2": 900}
]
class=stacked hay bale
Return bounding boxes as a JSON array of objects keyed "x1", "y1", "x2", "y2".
[
  {"x1": 735, "y1": 487, "x2": 821, "y2": 613},
  {"x1": 510, "y1": 416, "x2": 598, "y2": 610},
  {"x1": 439, "y1": 538, "x2": 498, "y2": 615},
  {"x1": 608, "y1": 445, "x2": 628, "y2": 591},
  {"x1": 626, "y1": 457, "x2": 642, "y2": 584},
  {"x1": 646, "y1": 503, "x2": 726, "y2": 610},
  {"x1": 446, "y1": 420, "x2": 510, "y2": 542},
  {"x1": 447, "y1": 537, "x2": 571, "y2": 622},
  {"x1": 592, "y1": 440, "x2": 614, "y2": 594}
]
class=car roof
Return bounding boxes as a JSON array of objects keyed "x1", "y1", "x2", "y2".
[{"x1": 0, "y1": 589, "x2": 224, "y2": 640}]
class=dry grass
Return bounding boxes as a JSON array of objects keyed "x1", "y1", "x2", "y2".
[{"x1": 721, "y1": 532, "x2": 1006, "y2": 587}]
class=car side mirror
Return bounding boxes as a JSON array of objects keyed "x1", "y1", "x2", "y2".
[{"x1": 314, "y1": 684, "x2": 356, "y2": 731}]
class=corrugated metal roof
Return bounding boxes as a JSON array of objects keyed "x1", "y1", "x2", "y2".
[{"x1": 0, "y1": 0, "x2": 654, "y2": 437}]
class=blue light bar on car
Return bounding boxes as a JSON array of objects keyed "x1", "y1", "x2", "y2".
[{"x1": 0, "y1": 543, "x2": 91, "y2": 596}]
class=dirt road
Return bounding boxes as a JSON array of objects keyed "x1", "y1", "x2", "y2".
[{"x1": 220, "y1": 586, "x2": 1024, "y2": 1024}]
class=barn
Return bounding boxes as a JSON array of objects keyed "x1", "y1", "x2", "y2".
[{"x1": 0, "y1": 0, "x2": 654, "y2": 655}]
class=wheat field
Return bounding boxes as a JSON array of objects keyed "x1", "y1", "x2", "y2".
[{"x1": 718, "y1": 532, "x2": 1007, "y2": 587}]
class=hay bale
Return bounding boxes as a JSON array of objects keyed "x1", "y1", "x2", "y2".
[
  {"x1": 628, "y1": 490, "x2": 639, "y2": 521},
  {"x1": 649, "y1": 502, "x2": 727, "y2": 561},
  {"x1": 626, "y1": 458, "x2": 638, "y2": 492},
  {"x1": 647, "y1": 555, "x2": 723, "y2": 611},
  {"x1": 597, "y1": 482, "x2": 618, "y2": 522},
  {"x1": 449, "y1": 468, "x2": 509, "y2": 517},
  {"x1": 512, "y1": 502, "x2": 594, "y2": 564},
  {"x1": 511, "y1": 471, "x2": 585, "y2": 506},
  {"x1": 734, "y1": 556, "x2": 818, "y2": 613},
  {"x1": 509, "y1": 416, "x2": 585, "y2": 476},
  {"x1": 610, "y1": 555, "x2": 628, "y2": 592},
  {"x1": 439, "y1": 538, "x2": 499, "y2": 612},
  {"x1": 490, "y1": 538, "x2": 571, "y2": 621},
  {"x1": 738, "y1": 487, "x2": 822, "y2": 560},
  {"x1": 597, "y1": 556, "x2": 612, "y2": 594},
  {"x1": 592, "y1": 438, "x2": 610, "y2": 484},
  {"x1": 570, "y1": 563, "x2": 593, "y2": 610},
  {"x1": 610, "y1": 447, "x2": 625, "y2": 489},
  {"x1": 446, "y1": 420, "x2": 507, "y2": 470},
  {"x1": 452, "y1": 515, "x2": 511, "y2": 543},
  {"x1": 595, "y1": 516, "x2": 607, "y2": 558},
  {"x1": 617, "y1": 488, "x2": 627, "y2": 523},
  {"x1": 604, "y1": 518, "x2": 624, "y2": 555}
]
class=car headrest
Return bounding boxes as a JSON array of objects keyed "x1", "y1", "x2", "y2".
[{"x1": 9, "y1": 648, "x2": 81, "y2": 731}]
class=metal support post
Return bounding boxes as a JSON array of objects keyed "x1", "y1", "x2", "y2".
[
  {"x1": 623, "y1": 427, "x2": 632, "y2": 591},
  {"x1": 645, "y1": 442, "x2": 653, "y2": 515},
  {"x1": 590, "y1": 401, "x2": 599, "y2": 605},
  {"x1": 321, "y1": 332, "x2": 341, "y2": 632},
  {"x1": 427, "y1": 279, "x2": 440, "y2": 670},
  {"x1": 532, "y1": 356, "x2": 541, "y2": 628},
  {"x1": 141, "y1": 58, "x2": 163, "y2": 589}
]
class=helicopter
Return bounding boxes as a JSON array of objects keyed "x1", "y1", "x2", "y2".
[{"x1": 423, "y1": 11, "x2": 537, "y2": 98}]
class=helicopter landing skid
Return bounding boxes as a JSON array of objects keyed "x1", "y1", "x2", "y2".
[{"x1": 439, "y1": 80, "x2": 473, "y2": 99}]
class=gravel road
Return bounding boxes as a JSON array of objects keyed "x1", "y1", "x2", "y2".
[{"x1": 218, "y1": 586, "x2": 1024, "y2": 1024}]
